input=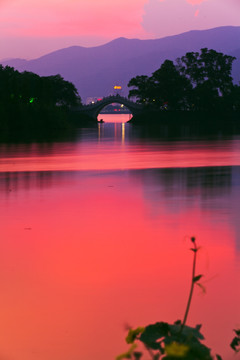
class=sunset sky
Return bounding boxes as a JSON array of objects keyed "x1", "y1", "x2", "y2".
[{"x1": 0, "y1": 0, "x2": 240, "y2": 59}]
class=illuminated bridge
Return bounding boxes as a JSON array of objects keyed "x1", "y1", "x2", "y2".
[{"x1": 72, "y1": 95, "x2": 144, "y2": 120}]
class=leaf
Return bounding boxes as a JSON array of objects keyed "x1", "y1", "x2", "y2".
[
  {"x1": 174, "y1": 320, "x2": 182, "y2": 325},
  {"x1": 196, "y1": 282, "x2": 207, "y2": 294},
  {"x1": 234, "y1": 329, "x2": 240, "y2": 336},
  {"x1": 133, "y1": 352, "x2": 142, "y2": 360},
  {"x1": 126, "y1": 327, "x2": 145, "y2": 344},
  {"x1": 116, "y1": 344, "x2": 138, "y2": 360},
  {"x1": 195, "y1": 324, "x2": 202, "y2": 332},
  {"x1": 164, "y1": 338, "x2": 212, "y2": 359},
  {"x1": 185, "y1": 339, "x2": 212, "y2": 359},
  {"x1": 139, "y1": 322, "x2": 169, "y2": 349},
  {"x1": 165, "y1": 342, "x2": 189, "y2": 357},
  {"x1": 193, "y1": 274, "x2": 203, "y2": 283},
  {"x1": 230, "y1": 337, "x2": 240, "y2": 352},
  {"x1": 216, "y1": 355, "x2": 223, "y2": 360},
  {"x1": 168, "y1": 323, "x2": 205, "y2": 340}
]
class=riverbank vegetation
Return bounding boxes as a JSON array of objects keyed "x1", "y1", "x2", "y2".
[
  {"x1": 1, "y1": 47, "x2": 240, "y2": 139},
  {"x1": 0, "y1": 65, "x2": 93, "y2": 139},
  {"x1": 128, "y1": 48, "x2": 240, "y2": 126}
]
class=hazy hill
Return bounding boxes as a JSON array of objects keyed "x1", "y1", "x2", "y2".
[{"x1": 1, "y1": 26, "x2": 240, "y2": 101}]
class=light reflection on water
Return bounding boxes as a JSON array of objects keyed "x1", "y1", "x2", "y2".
[
  {"x1": 0, "y1": 120, "x2": 240, "y2": 360},
  {"x1": 1, "y1": 122, "x2": 240, "y2": 173}
]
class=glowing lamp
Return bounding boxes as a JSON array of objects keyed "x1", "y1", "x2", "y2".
[{"x1": 114, "y1": 86, "x2": 122, "y2": 90}]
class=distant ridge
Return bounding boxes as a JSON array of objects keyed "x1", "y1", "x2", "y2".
[{"x1": 1, "y1": 26, "x2": 240, "y2": 101}]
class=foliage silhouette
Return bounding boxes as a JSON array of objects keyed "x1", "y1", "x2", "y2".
[
  {"x1": 128, "y1": 75, "x2": 154, "y2": 104},
  {"x1": 0, "y1": 64, "x2": 83, "y2": 136},
  {"x1": 150, "y1": 60, "x2": 192, "y2": 110},
  {"x1": 230, "y1": 329, "x2": 240, "y2": 352},
  {"x1": 0, "y1": 65, "x2": 80, "y2": 107},
  {"x1": 128, "y1": 48, "x2": 238, "y2": 113}
]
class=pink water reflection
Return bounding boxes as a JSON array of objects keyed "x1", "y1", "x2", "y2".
[
  {"x1": 1, "y1": 124, "x2": 240, "y2": 173},
  {"x1": 0, "y1": 127, "x2": 240, "y2": 360}
]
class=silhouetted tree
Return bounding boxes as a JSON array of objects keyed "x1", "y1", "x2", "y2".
[
  {"x1": 17, "y1": 71, "x2": 41, "y2": 103},
  {"x1": 176, "y1": 48, "x2": 236, "y2": 111},
  {"x1": 0, "y1": 65, "x2": 82, "y2": 134},
  {"x1": 0, "y1": 65, "x2": 81, "y2": 107},
  {"x1": 0, "y1": 65, "x2": 20, "y2": 102},
  {"x1": 128, "y1": 48, "x2": 238, "y2": 113},
  {"x1": 39, "y1": 74, "x2": 80, "y2": 107},
  {"x1": 150, "y1": 60, "x2": 192, "y2": 110},
  {"x1": 223, "y1": 84, "x2": 240, "y2": 111},
  {"x1": 128, "y1": 75, "x2": 154, "y2": 104}
]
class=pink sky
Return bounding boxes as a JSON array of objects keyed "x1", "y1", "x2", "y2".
[{"x1": 0, "y1": 0, "x2": 239, "y2": 59}]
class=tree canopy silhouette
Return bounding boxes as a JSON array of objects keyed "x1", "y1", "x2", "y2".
[
  {"x1": 150, "y1": 60, "x2": 192, "y2": 110},
  {"x1": 0, "y1": 65, "x2": 82, "y2": 135},
  {"x1": 128, "y1": 48, "x2": 238, "y2": 112},
  {"x1": 0, "y1": 65, "x2": 81, "y2": 107}
]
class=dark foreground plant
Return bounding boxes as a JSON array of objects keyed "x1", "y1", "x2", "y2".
[
  {"x1": 230, "y1": 329, "x2": 240, "y2": 353},
  {"x1": 117, "y1": 237, "x2": 224, "y2": 360}
]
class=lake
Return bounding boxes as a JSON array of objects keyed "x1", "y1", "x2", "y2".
[{"x1": 0, "y1": 114, "x2": 240, "y2": 360}]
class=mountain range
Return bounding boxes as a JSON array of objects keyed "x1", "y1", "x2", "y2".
[{"x1": 1, "y1": 26, "x2": 240, "y2": 102}]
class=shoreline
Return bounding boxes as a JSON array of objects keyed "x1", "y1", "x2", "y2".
[
  {"x1": 1, "y1": 110, "x2": 240, "y2": 142},
  {"x1": 127, "y1": 110, "x2": 240, "y2": 135}
]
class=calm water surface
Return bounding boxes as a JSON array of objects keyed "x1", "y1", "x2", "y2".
[{"x1": 0, "y1": 114, "x2": 240, "y2": 360}]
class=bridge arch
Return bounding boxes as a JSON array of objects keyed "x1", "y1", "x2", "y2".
[
  {"x1": 72, "y1": 95, "x2": 144, "y2": 120},
  {"x1": 94, "y1": 101, "x2": 132, "y2": 117}
]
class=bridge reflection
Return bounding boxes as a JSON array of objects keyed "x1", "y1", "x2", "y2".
[{"x1": 97, "y1": 113, "x2": 132, "y2": 123}]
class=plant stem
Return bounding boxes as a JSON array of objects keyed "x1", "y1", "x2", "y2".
[{"x1": 181, "y1": 237, "x2": 197, "y2": 331}]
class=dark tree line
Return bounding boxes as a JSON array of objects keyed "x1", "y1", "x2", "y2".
[
  {"x1": 0, "y1": 65, "x2": 81, "y2": 107},
  {"x1": 0, "y1": 65, "x2": 83, "y2": 135},
  {"x1": 128, "y1": 48, "x2": 240, "y2": 112}
]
